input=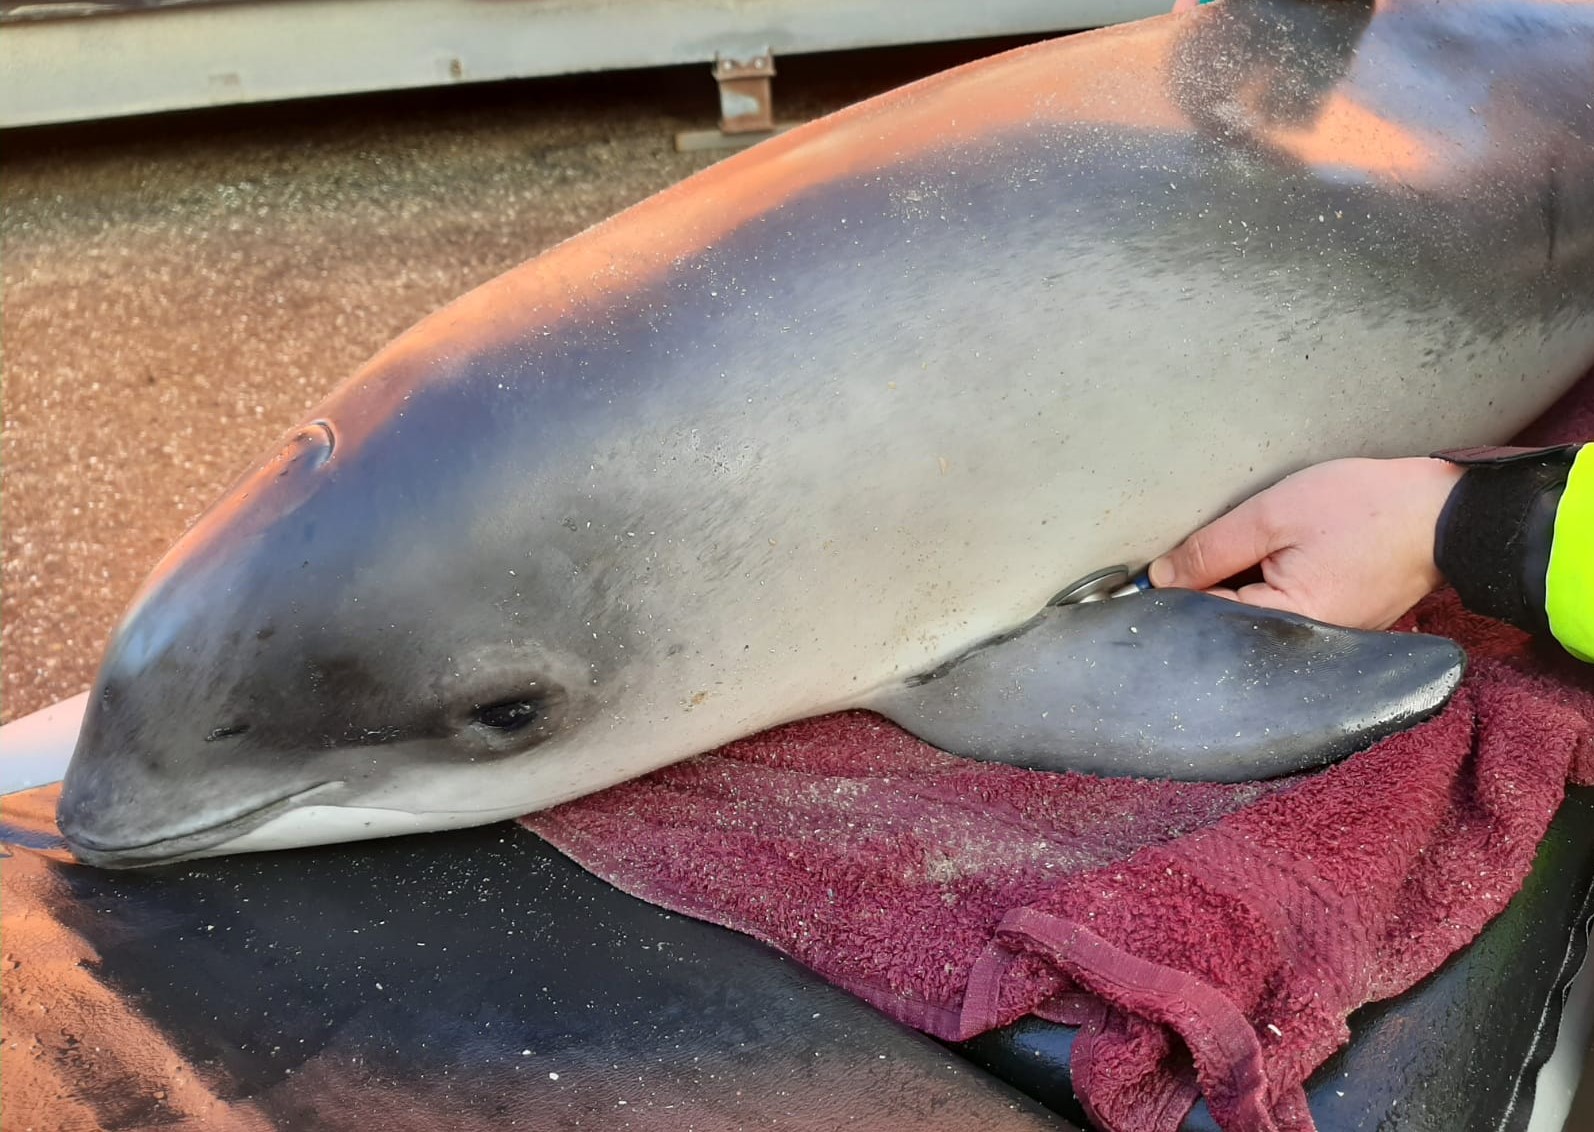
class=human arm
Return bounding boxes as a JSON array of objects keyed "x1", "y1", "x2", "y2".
[{"x1": 1147, "y1": 446, "x2": 1593, "y2": 657}]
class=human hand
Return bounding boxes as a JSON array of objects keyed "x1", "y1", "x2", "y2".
[{"x1": 1147, "y1": 457, "x2": 1465, "y2": 630}]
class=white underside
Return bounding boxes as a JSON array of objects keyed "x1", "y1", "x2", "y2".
[{"x1": 207, "y1": 800, "x2": 555, "y2": 855}]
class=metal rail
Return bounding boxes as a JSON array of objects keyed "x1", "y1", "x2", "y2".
[{"x1": 0, "y1": 0, "x2": 1162, "y2": 128}]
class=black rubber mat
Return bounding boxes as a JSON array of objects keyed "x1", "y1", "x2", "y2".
[
  {"x1": 0, "y1": 785, "x2": 1067, "y2": 1132},
  {"x1": 4, "y1": 783, "x2": 1590, "y2": 1131}
]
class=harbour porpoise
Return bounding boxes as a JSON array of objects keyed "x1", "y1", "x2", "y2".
[{"x1": 56, "y1": 0, "x2": 1594, "y2": 866}]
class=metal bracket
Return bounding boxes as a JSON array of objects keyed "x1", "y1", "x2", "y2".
[
  {"x1": 714, "y1": 50, "x2": 775, "y2": 134},
  {"x1": 675, "y1": 48, "x2": 795, "y2": 153}
]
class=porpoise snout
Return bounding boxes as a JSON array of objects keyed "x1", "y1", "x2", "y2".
[
  {"x1": 58, "y1": 752, "x2": 331, "y2": 869},
  {"x1": 55, "y1": 693, "x2": 305, "y2": 869},
  {"x1": 55, "y1": 718, "x2": 200, "y2": 868}
]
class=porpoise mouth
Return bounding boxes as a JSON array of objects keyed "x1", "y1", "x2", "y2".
[{"x1": 62, "y1": 782, "x2": 340, "y2": 869}]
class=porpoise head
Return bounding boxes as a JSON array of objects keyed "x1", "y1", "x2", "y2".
[{"x1": 55, "y1": 327, "x2": 797, "y2": 867}]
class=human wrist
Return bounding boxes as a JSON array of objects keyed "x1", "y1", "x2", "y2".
[{"x1": 1431, "y1": 445, "x2": 1577, "y2": 636}]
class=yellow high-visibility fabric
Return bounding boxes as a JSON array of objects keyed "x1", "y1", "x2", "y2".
[{"x1": 1547, "y1": 446, "x2": 1594, "y2": 662}]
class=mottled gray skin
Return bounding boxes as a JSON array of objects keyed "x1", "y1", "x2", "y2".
[{"x1": 58, "y1": 0, "x2": 1594, "y2": 866}]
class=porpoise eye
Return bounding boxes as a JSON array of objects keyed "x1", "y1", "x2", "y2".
[
  {"x1": 473, "y1": 698, "x2": 540, "y2": 732},
  {"x1": 455, "y1": 681, "x2": 565, "y2": 751}
]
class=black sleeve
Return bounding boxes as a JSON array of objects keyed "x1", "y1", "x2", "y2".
[{"x1": 1431, "y1": 444, "x2": 1578, "y2": 638}]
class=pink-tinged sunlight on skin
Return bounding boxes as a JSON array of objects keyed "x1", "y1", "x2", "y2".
[
  {"x1": 328, "y1": 19, "x2": 1188, "y2": 441},
  {"x1": 1268, "y1": 92, "x2": 1441, "y2": 183}
]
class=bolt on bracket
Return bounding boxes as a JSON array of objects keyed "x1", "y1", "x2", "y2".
[{"x1": 713, "y1": 50, "x2": 776, "y2": 134}]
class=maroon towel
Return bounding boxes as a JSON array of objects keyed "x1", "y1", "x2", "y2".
[{"x1": 524, "y1": 374, "x2": 1594, "y2": 1132}]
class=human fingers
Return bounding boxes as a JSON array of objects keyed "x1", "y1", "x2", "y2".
[{"x1": 1148, "y1": 495, "x2": 1279, "y2": 591}]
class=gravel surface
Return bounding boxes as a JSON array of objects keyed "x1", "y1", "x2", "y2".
[{"x1": 1, "y1": 43, "x2": 1012, "y2": 722}]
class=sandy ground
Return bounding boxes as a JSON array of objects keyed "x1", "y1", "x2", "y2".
[{"x1": 1, "y1": 43, "x2": 1009, "y2": 723}]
